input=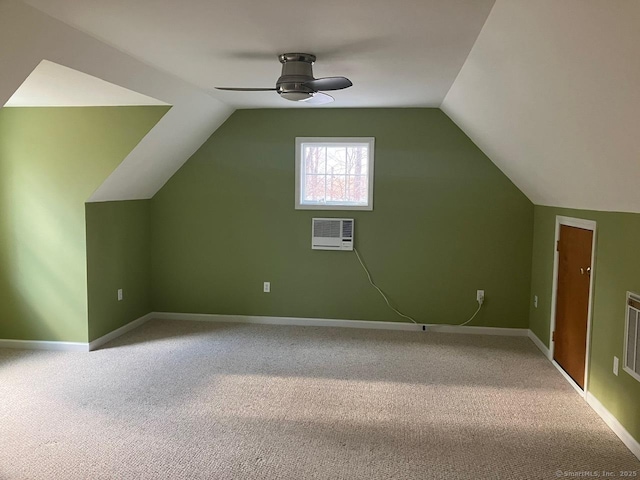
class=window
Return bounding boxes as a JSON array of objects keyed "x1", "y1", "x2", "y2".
[{"x1": 295, "y1": 137, "x2": 374, "y2": 210}]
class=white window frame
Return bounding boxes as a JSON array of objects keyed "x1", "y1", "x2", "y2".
[{"x1": 295, "y1": 137, "x2": 375, "y2": 211}]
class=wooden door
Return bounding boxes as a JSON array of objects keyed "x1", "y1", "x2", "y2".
[{"x1": 553, "y1": 225, "x2": 593, "y2": 389}]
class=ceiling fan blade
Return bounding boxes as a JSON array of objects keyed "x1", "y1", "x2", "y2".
[
  {"x1": 222, "y1": 51, "x2": 278, "y2": 61},
  {"x1": 303, "y1": 92, "x2": 334, "y2": 105},
  {"x1": 304, "y1": 77, "x2": 352, "y2": 91},
  {"x1": 215, "y1": 87, "x2": 276, "y2": 91}
]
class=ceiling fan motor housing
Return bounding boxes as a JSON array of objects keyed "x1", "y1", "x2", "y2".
[
  {"x1": 215, "y1": 52, "x2": 350, "y2": 104},
  {"x1": 277, "y1": 53, "x2": 316, "y2": 100}
]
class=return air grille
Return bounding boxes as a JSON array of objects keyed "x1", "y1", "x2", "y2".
[{"x1": 624, "y1": 292, "x2": 640, "y2": 382}]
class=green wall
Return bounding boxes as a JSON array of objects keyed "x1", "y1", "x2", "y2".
[
  {"x1": 530, "y1": 205, "x2": 640, "y2": 442},
  {"x1": 3, "y1": 104, "x2": 636, "y2": 451},
  {"x1": 151, "y1": 109, "x2": 534, "y2": 327},
  {"x1": 0, "y1": 106, "x2": 168, "y2": 342},
  {"x1": 86, "y1": 200, "x2": 152, "y2": 342}
]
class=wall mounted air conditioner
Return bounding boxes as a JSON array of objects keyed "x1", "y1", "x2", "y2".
[{"x1": 312, "y1": 218, "x2": 354, "y2": 251}]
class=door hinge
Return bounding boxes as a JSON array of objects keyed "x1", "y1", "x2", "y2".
[
  {"x1": 552, "y1": 330, "x2": 555, "y2": 342},
  {"x1": 556, "y1": 240, "x2": 560, "y2": 252}
]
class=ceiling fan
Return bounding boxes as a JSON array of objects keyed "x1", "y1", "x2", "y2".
[{"x1": 215, "y1": 53, "x2": 352, "y2": 105}]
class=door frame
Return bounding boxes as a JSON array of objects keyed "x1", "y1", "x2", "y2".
[{"x1": 549, "y1": 215, "x2": 597, "y2": 397}]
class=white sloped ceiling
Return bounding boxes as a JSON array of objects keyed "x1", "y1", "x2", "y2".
[
  {"x1": 442, "y1": 0, "x2": 640, "y2": 213},
  {"x1": 5, "y1": 60, "x2": 169, "y2": 107},
  {"x1": 1, "y1": 0, "x2": 232, "y2": 202}
]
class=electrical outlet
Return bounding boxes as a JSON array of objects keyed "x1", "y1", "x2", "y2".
[
  {"x1": 534, "y1": 295, "x2": 538, "y2": 308},
  {"x1": 613, "y1": 356, "x2": 619, "y2": 376},
  {"x1": 263, "y1": 282, "x2": 271, "y2": 293},
  {"x1": 117, "y1": 288, "x2": 123, "y2": 301},
  {"x1": 477, "y1": 290, "x2": 485, "y2": 305}
]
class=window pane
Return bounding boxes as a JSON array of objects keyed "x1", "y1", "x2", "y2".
[
  {"x1": 326, "y1": 147, "x2": 346, "y2": 175},
  {"x1": 304, "y1": 146, "x2": 326, "y2": 174},
  {"x1": 346, "y1": 146, "x2": 368, "y2": 175},
  {"x1": 303, "y1": 174, "x2": 326, "y2": 203},
  {"x1": 327, "y1": 175, "x2": 346, "y2": 202},
  {"x1": 346, "y1": 175, "x2": 368, "y2": 204},
  {"x1": 296, "y1": 138, "x2": 373, "y2": 209}
]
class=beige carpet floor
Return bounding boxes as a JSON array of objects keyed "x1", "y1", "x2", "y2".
[{"x1": 0, "y1": 320, "x2": 638, "y2": 479}]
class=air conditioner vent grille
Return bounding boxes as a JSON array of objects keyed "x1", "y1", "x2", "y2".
[
  {"x1": 313, "y1": 220, "x2": 341, "y2": 238},
  {"x1": 342, "y1": 220, "x2": 353, "y2": 238}
]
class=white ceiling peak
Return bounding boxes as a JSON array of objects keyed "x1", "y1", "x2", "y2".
[
  {"x1": 5, "y1": 59, "x2": 169, "y2": 107},
  {"x1": 443, "y1": 0, "x2": 640, "y2": 213}
]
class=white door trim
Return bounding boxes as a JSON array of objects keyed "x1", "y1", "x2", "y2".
[{"x1": 549, "y1": 215, "x2": 597, "y2": 397}]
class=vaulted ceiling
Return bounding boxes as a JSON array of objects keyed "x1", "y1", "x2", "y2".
[
  {"x1": 19, "y1": 0, "x2": 495, "y2": 108},
  {"x1": 2, "y1": 0, "x2": 639, "y2": 213}
]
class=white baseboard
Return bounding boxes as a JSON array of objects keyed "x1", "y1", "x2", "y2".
[
  {"x1": 586, "y1": 392, "x2": 640, "y2": 461},
  {"x1": 0, "y1": 314, "x2": 530, "y2": 353},
  {"x1": 527, "y1": 330, "x2": 551, "y2": 359},
  {"x1": 153, "y1": 312, "x2": 423, "y2": 331},
  {"x1": 0, "y1": 338, "x2": 89, "y2": 352},
  {"x1": 426, "y1": 324, "x2": 528, "y2": 336},
  {"x1": 151, "y1": 312, "x2": 529, "y2": 336},
  {"x1": 88, "y1": 312, "x2": 154, "y2": 351},
  {"x1": 0, "y1": 312, "x2": 153, "y2": 352}
]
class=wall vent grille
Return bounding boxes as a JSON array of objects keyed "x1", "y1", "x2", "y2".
[{"x1": 624, "y1": 292, "x2": 640, "y2": 382}]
